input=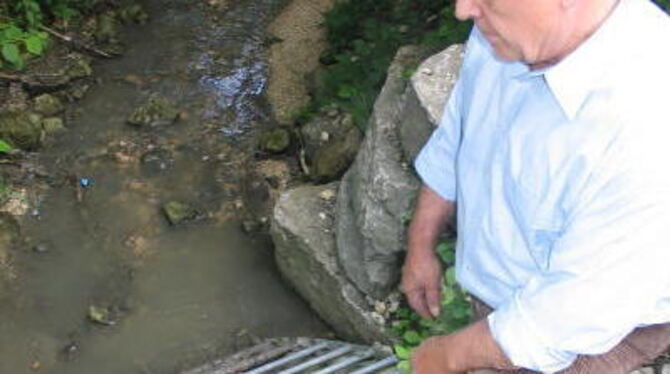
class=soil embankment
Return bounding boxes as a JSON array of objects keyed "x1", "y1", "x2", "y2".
[{"x1": 266, "y1": 0, "x2": 337, "y2": 125}]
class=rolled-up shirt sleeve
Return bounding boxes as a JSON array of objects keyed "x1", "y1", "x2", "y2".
[
  {"x1": 414, "y1": 78, "x2": 463, "y2": 202},
  {"x1": 488, "y1": 132, "x2": 670, "y2": 372}
]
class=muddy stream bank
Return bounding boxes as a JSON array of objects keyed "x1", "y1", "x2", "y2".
[{"x1": 0, "y1": 0, "x2": 332, "y2": 373}]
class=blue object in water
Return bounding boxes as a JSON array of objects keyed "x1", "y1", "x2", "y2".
[{"x1": 79, "y1": 178, "x2": 92, "y2": 188}]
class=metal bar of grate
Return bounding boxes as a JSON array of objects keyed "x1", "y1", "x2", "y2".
[
  {"x1": 243, "y1": 342, "x2": 331, "y2": 374},
  {"x1": 278, "y1": 345, "x2": 353, "y2": 374},
  {"x1": 348, "y1": 356, "x2": 398, "y2": 374},
  {"x1": 310, "y1": 349, "x2": 377, "y2": 374},
  {"x1": 223, "y1": 338, "x2": 398, "y2": 374}
]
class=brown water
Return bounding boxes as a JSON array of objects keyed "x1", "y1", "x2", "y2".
[{"x1": 0, "y1": 0, "x2": 330, "y2": 373}]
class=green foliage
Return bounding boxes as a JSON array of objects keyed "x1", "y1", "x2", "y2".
[
  {"x1": 0, "y1": 0, "x2": 100, "y2": 69},
  {"x1": 655, "y1": 0, "x2": 670, "y2": 12},
  {"x1": 314, "y1": 0, "x2": 472, "y2": 129},
  {"x1": 391, "y1": 238, "x2": 471, "y2": 373},
  {"x1": 0, "y1": 139, "x2": 15, "y2": 153},
  {"x1": 0, "y1": 23, "x2": 49, "y2": 69}
]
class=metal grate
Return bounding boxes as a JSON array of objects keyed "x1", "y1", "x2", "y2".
[{"x1": 182, "y1": 338, "x2": 399, "y2": 374}]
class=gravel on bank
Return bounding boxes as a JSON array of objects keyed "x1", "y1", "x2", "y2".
[{"x1": 266, "y1": 0, "x2": 337, "y2": 125}]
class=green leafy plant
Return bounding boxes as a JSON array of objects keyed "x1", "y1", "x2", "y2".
[
  {"x1": 390, "y1": 239, "x2": 472, "y2": 373},
  {"x1": 0, "y1": 0, "x2": 101, "y2": 69},
  {"x1": 0, "y1": 23, "x2": 49, "y2": 69},
  {"x1": 310, "y1": 0, "x2": 471, "y2": 130},
  {"x1": 0, "y1": 139, "x2": 15, "y2": 153}
]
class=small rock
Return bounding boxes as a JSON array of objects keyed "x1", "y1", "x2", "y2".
[
  {"x1": 140, "y1": 148, "x2": 173, "y2": 174},
  {"x1": 320, "y1": 131, "x2": 330, "y2": 142},
  {"x1": 318, "y1": 189, "x2": 336, "y2": 201},
  {"x1": 318, "y1": 212, "x2": 327, "y2": 220},
  {"x1": 661, "y1": 364, "x2": 670, "y2": 374},
  {"x1": 162, "y1": 201, "x2": 198, "y2": 225},
  {"x1": 241, "y1": 220, "x2": 261, "y2": 234},
  {"x1": 117, "y1": 4, "x2": 149, "y2": 24},
  {"x1": 33, "y1": 94, "x2": 64, "y2": 116},
  {"x1": 127, "y1": 95, "x2": 180, "y2": 128},
  {"x1": 259, "y1": 128, "x2": 291, "y2": 154},
  {"x1": 0, "y1": 111, "x2": 44, "y2": 150},
  {"x1": 95, "y1": 12, "x2": 120, "y2": 43},
  {"x1": 374, "y1": 301, "x2": 386, "y2": 315},
  {"x1": 311, "y1": 126, "x2": 362, "y2": 182},
  {"x1": 41, "y1": 117, "x2": 66, "y2": 134},
  {"x1": 370, "y1": 311, "x2": 385, "y2": 326},
  {"x1": 32, "y1": 243, "x2": 49, "y2": 254},
  {"x1": 62, "y1": 341, "x2": 80, "y2": 360},
  {"x1": 87, "y1": 305, "x2": 115, "y2": 326},
  {"x1": 421, "y1": 68, "x2": 433, "y2": 76},
  {"x1": 29, "y1": 360, "x2": 41, "y2": 371},
  {"x1": 66, "y1": 55, "x2": 93, "y2": 79}
]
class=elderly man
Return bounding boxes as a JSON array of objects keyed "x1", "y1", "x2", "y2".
[{"x1": 401, "y1": 0, "x2": 670, "y2": 372}]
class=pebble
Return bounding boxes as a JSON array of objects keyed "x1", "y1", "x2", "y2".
[
  {"x1": 374, "y1": 301, "x2": 387, "y2": 315},
  {"x1": 318, "y1": 189, "x2": 336, "y2": 201},
  {"x1": 421, "y1": 68, "x2": 434, "y2": 76},
  {"x1": 32, "y1": 243, "x2": 49, "y2": 254},
  {"x1": 62, "y1": 341, "x2": 80, "y2": 360},
  {"x1": 320, "y1": 131, "x2": 330, "y2": 142},
  {"x1": 318, "y1": 212, "x2": 327, "y2": 220},
  {"x1": 370, "y1": 311, "x2": 385, "y2": 326},
  {"x1": 662, "y1": 364, "x2": 670, "y2": 374},
  {"x1": 241, "y1": 220, "x2": 261, "y2": 234}
]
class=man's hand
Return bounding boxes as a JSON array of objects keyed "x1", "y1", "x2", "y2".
[
  {"x1": 411, "y1": 335, "x2": 464, "y2": 374},
  {"x1": 410, "y1": 320, "x2": 516, "y2": 374},
  {"x1": 402, "y1": 185, "x2": 455, "y2": 318},
  {"x1": 401, "y1": 250, "x2": 443, "y2": 319}
]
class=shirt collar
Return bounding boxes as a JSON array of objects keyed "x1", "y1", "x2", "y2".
[{"x1": 543, "y1": 0, "x2": 643, "y2": 119}]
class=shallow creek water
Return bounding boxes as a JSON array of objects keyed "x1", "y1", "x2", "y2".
[{"x1": 0, "y1": 0, "x2": 331, "y2": 373}]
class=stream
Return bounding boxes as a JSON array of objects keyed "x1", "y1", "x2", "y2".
[{"x1": 0, "y1": 0, "x2": 331, "y2": 373}]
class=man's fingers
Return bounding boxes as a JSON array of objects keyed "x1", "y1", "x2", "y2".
[
  {"x1": 406, "y1": 288, "x2": 433, "y2": 319},
  {"x1": 426, "y1": 286, "x2": 441, "y2": 318}
]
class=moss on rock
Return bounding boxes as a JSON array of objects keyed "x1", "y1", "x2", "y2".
[
  {"x1": 0, "y1": 111, "x2": 44, "y2": 150},
  {"x1": 127, "y1": 95, "x2": 180, "y2": 128},
  {"x1": 259, "y1": 128, "x2": 291, "y2": 154},
  {"x1": 33, "y1": 94, "x2": 64, "y2": 116}
]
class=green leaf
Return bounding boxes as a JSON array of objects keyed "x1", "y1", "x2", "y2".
[
  {"x1": 442, "y1": 286, "x2": 456, "y2": 305},
  {"x1": 0, "y1": 140, "x2": 13, "y2": 153},
  {"x1": 402, "y1": 330, "x2": 422, "y2": 345},
  {"x1": 397, "y1": 360, "x2": 411, "y2": 374},
  {"x1": 2, "y1": 43, "x2": 22, "y2": 66},
  {"x1": 24, "y1": 35, "x2": 44, "y2": 54},
  {"x1": 4, "y1": 26, "x2": 23, "y2": 40},
  {"x1": 445, "y1": 267, "x2": 457, "y2": 286},
  {"x1": 394, "y1": 344, "x2": 411, "y2": 360}
]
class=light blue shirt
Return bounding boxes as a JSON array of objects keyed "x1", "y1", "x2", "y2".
[{"x1": 414, "y1": 0, "x2": 670, "y2": 371}]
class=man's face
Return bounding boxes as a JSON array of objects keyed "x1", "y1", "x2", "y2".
[{"x1": 455, "y1": 0, "x2": 566, "y2": 65}]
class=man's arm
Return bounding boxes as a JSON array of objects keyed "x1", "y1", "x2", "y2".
[
  {"x1": 402, "y1": 184, "x2": 455, "y2": 319},
  {"x1": 411, "y1": 319, "x2": 516, "y2": 374},
  {"x1": 403, "y1": 186, "x2": 516, "y2": 373}
]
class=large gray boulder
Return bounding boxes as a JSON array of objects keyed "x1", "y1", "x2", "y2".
[
  {"x1": 335, "y1": 44, "x2": 464, "y2": 299},
  {"x1": 271, "y1": 183, "x2": 392, "y2": 343}
]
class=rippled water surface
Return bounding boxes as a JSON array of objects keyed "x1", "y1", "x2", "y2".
[{"x1": 0, "y1": 1, "x2": 330, "y2": 373}]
